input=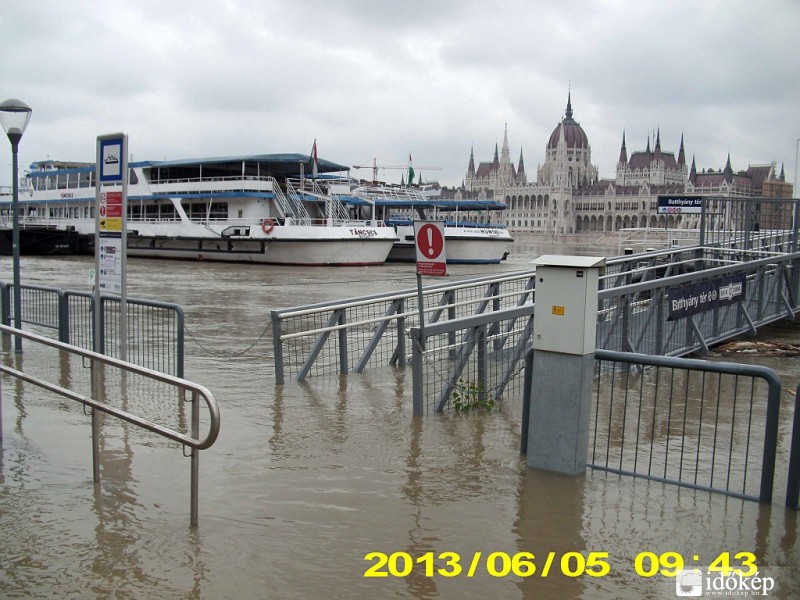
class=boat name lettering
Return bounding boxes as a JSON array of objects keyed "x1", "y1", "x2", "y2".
[
  {"x1": 349, "y1": 228, "x2": 378, "y2": 238},
  {"x1": 61, "y1": 193, "x2": 74, "y2": 199}
]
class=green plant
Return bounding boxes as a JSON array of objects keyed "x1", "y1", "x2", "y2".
[{"x1": 451, "y1": 379, "x2": 494, "y2": 413}]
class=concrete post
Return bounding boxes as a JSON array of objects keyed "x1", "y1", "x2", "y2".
[{"x1": 526, "y1": 255, "x2": 606, "y2": 476}]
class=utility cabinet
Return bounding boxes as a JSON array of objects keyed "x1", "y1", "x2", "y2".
[{"x1": 531, "y1": 255, "x2": 606, "y2": 355}]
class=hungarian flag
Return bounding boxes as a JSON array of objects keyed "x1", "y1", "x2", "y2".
[
  {"x1": 311, "y1": 139, "x2": 318, "y2": 178},
  {"x1": 407, "y1": 152, "x2": 415, "y2": 187}
]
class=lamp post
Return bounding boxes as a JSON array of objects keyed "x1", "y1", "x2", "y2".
[{"x1": 0, "y1": 99, "x2": 32, "y2": 353}]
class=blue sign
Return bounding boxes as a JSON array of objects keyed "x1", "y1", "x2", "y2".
[
  {"x1": 667, "y1": 275, "x2": 747, "y2": 321},
  {"x1": 99, "y1": 136, "x2": 125, "y2": 182}
]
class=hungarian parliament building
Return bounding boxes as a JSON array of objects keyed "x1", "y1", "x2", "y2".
[{"x1": 461, "y1": 94, "x2": 793, "y2": 235}]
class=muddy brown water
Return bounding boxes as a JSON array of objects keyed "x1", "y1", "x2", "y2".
[{"x1": 0, "y1": 240, "x2": 798, "y2": 599}]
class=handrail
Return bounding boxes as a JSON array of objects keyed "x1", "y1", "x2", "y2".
[{"x1": 0, "y1": 323, "x2": 220, "y2": 526}]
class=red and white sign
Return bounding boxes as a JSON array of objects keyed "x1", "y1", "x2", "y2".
[{"x1": 414, "y1": 220, "x2": 447, "y2": 277}]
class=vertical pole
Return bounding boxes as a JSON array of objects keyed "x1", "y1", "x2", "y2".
[
  {"x1": 786, "y1": 384, "x2": 800, "y2": 509},
  {"x1": 338, "y1": 310, "x2": 348, "y2": 375},
  {"x1": 416, "y1": 273, "x2": 425, "y2": 351},
  {"x1": 271, "y1": 311, "x2": 285, "y2": 385},
  {"x1": 411, "y1": 329, "x2": 424, "y2": 416},
  {"x1": 10, "y1": 138, "x2": 22, "y2": 353},
  {"x1": 190, "y1": 390, "x2": 200, "y2": 527},
  {"x1": 396, "y1": 298, "x2": 406, "y2": 368},
  {"x1": 91, "y1": 362, "x2": 101, "y2": 483}
]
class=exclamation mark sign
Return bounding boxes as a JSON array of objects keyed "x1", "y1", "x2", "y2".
[{"x1": 427, "y1": 227, "x2": 434, "y2": 256}]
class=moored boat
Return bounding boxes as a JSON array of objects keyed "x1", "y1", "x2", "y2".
[
  {"x1": 344, "y1": 183, "x2": 513, "y2": 264},
  {"x1": 0, "y1": 154, "x2": 397, "y2": 266}
]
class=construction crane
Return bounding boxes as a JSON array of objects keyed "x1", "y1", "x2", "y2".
[{"x1": 353, "y1": 157, "x2": 441, "y2": 184}]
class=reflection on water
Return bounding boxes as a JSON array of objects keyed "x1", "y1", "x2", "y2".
[{"x1": 0, "y1": 240, "x2": 798, "y2": 599}]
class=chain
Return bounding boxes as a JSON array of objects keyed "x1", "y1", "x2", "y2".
[{"x1": 183, "y1": 321, "x2": 272, "y2": 358}]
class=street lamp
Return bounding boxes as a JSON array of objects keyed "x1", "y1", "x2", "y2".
[{"x1": 0, "y1": 98, "x2": 32, "y2": 353}]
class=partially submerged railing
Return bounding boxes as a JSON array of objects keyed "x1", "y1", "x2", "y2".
[
  {"x1": 590, "y1": 350, "x2": 782, "y2": 504},
  {"x1": 406, "y1": 248, "x2": 799, "y2": 414},
  {"x1": 0, "y1": 282, "x2": 185, "y2": 377},
  {"x1": 0, "y1": 324, "x2": 220, "y2": 526},
  {"x1": 271, "y1": 270, "x2": 536, "y2": 384}
]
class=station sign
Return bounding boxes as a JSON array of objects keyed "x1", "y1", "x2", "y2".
[
  {"x1": 658, "y1": 195, "x2": 703, "y2": 214},
  {"x1": 414, "y1": 220, "x2": 446, "y2": 277}
]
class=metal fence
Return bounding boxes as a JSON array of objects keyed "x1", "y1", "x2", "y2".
[
  {"x1": 0, "y1": 324, "x2": 219, "y2": 526},
  {"x1": 699, "y1": 196, "x2": 799, "y2": 253},
  {"x1": 271, "y1": 231, "x2": 799, "y2": 389},
  {"x1": 597, "y1": 250, "x2": 800, "y2": 356},
  {"x1": 789, "y1": 384, "x2": 800, "y2": 510},
  {"x1": 0, "y1": 282, "x2": 185, "y2": 377},
  {"x1": 270, "y1": 270, "x2": 536, "y2": 384},
  {"x1": 590, "y1": 350, "x2": 783, "y2": 504},
  {"x1": 405, "y1": 248, "x2": 798, "y2": 414}
]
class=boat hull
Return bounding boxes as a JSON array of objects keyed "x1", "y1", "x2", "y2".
[
  {"x1": 387, "y1": 225, "x2": 512, "y2": 264},
  {"x1": 0, "y1": 225, "x2": 397, "y2": 266},
  {"x1": 128, "y1": 235, "x2": 394, "y2": 266}
]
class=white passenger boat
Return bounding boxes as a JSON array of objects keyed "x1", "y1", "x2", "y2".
[
  {"x1": 0, "y1": 154, "x2": 397, "y2": 266},
  {"x1": 344, "y1": 183, "x2": 513, "y2": 264}
]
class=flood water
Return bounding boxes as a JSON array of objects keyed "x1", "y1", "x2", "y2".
[{"x1": 1, "y1": 238, "x2": 798, "y2": 599}]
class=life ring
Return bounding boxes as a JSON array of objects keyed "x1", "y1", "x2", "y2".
[{"x1": 261, "y1": 218, "x2": 275, "y2": 234}]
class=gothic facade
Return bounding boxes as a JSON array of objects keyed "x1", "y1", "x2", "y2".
[{"x1": 463, "y1": 95, "x2": 790, "y2": 235}]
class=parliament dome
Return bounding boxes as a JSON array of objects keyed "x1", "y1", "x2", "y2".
[{"x1": 547, "y1": 94, "x2": 589, "y2": 149}]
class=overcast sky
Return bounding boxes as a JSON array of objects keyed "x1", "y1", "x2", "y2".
[{"x1": 2, "y1": 0, "x2": 799, "y2": 189}]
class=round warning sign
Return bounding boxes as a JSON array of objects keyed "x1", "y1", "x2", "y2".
[
  {"x1": 416, "y1": 223, "x2": 445, "y2": 259},
  {"x1": 414, "y1": 220, "x2": 447, "y2": 276}
]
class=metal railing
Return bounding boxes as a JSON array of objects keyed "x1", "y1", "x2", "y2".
[
  {"x1": 789, "y1": 384, "x2": 800, "y2": 509},
  {"x1": 270, "y1": 235, "x2": 799, "y2": 387},
  {"x1": 0, "y1": 324, "x2": 220, "y2": 526},
  {"x1": 271, "y1": 270, "x2": 536, "y2": 384},
  {"x1": 399, "y1": 249, "x2": 796, "y2": 414},
  {"x1": 597, "y1": 250, "x2": 800, "y2": 356},
  {"x1": 589, "y1": 350, "x2": 782, "y2": 504},
  {"x1": 0, "y1": 282, "x2": 185, "y2": 377}
]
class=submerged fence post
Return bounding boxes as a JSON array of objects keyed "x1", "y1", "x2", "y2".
[
  {"x1": 787, "y1": 384, "x2": 800, "y2": 509},
  {"x1": 526, "y1": 255, "x2": 605, "y2": 475}
]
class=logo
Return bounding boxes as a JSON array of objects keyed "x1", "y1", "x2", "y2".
[
  {"x1": 674, "y1": 569, "x2": 776, "y2": 597},
  {"x1": 676, "y1": 570, "x2": 703, "y2": 596}
]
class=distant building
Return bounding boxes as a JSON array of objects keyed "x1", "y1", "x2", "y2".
[{"x1": 463, "y1": 94, "x2": 791, "y2": 234}]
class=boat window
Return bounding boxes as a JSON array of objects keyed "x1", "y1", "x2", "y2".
[
  {"x1": 160, "y1": 204, "x2": 176, "y2": 220},
  {"x1": 79, "y1": 171, "x2": 92, "y2": 188},
  {"x1": 209, "y1": 202, "x2": 228, "y2": 220},
  {"x1": 129, "y1": 169, "x2": 138, "y2": 185}
]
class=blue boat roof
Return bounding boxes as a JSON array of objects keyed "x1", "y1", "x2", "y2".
[
  {"x1": 30, "y1": 153, "x2": 350, "y2": 177},
  {"x1": 371, "y1": 198, "x2": 508, "y2": 210}
]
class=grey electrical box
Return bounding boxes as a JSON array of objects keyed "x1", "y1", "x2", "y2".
[{"x1": 531, "y1": 255, "x2": 606, "y2": 355}]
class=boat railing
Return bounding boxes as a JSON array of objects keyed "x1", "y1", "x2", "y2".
[
  {"x1": 355, "y1": 184, "x2": 429, "y2": 203},
  {"x1": 287, "y1": 178, "x2": 357, "y2": 225}
]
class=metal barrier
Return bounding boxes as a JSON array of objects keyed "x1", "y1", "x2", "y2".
[
  {"x1": 405, "y1": 249, "x2": 798, "y2": 414},
  {"x1": 597, "y1": 250, "x2": 800, "y2": 356},
  {"x1": 589, "y1": 350, "x2": 782, "y2": 504},
  {"x1": 789, "y1": 384, "x2": 800, "y2": 509},
  {"x1": 270, "y1": 270, "x2": 536, "y2": 384},
  {"x1": 271, "y1": 240, "x2": 799, "y2": 387},
  {"x1": 0, "y1": 282, "x2": 185, "y2": 377},
  {"x1": 409, "y1": 304, "x2": 534, "y2": 415},
  {"x1": 0, "y1": 324, "x2": 219, "y2": 526}
]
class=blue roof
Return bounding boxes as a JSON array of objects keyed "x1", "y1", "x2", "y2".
[{"x1": 30, "y1": 153, "x2": 350, "y2": 177}]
